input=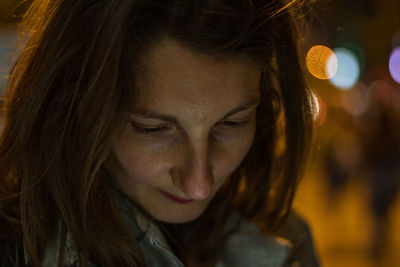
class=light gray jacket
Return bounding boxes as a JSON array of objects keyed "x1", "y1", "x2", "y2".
[
  {"x1": 124, "y1": 209, "x2": 319, "y2": 267},
  {"x1": 41, "y1": 193, "x2": 319, "y2": 267}
]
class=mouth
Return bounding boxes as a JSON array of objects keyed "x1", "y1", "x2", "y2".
[{"x1": 159, "y1": 189, "x2": 193, "y2": 204}]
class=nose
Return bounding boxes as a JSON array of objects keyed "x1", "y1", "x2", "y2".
[{"x1": 171, "y1": 142, "x2": 214, "y2": 200}]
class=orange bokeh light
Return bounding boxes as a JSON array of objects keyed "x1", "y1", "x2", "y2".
[{"x1": 306, "y1": 45, "x2": 337, "y2": 80}]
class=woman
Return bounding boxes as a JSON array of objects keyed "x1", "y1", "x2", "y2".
[{"x1": 0, "y1": 0, "x2": 318, "y2": 266}]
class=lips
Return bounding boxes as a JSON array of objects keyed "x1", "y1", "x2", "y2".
[{"x1": 159, "y1": 189, "x2": 193, "y2": 204}]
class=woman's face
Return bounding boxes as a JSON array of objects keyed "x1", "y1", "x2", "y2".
[{"x1": 108, "y1": 40, "x2": 261, "y2": 223}]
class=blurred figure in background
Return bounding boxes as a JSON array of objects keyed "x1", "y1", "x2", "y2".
[
  {"x1": 321, "y1": 107, "x2": 364, "y2": 206},
  {"x1": 362, "y1": 81, "x2": 400, "y2": 260}
]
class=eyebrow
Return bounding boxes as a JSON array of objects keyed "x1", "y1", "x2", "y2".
[{"x1": 130, "y1": 99, "x2": 259, "y2": 124}]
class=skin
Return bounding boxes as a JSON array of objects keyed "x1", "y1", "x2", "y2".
[{"x1": 108, "y1": 39, "x2": 261, "y2": 224}]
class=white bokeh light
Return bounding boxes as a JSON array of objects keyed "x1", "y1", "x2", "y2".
[{"x1": 329, "y1": 48, "x2": 360, "y2": 90}]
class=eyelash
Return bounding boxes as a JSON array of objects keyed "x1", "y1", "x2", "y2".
[
  {"x1": 219, "y1": 119, "x2": 249, "y2": 128},
  {"x1": 131, "y1": 119, "x2": 249, "y2": 136},
  {"x1": 132, "y1": 124, "x2": 169, "y2": 136}
]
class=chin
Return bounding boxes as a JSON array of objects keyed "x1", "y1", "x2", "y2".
[{"x1": 151, "y1": 203, "x2": 208, "y2": 224}]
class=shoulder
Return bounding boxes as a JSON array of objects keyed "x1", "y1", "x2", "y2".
[
  {"x1": 276, "y1": 211, "x2": 320, "y2": 267},
  {"x1": 218, "y1": 211, "x2": 319, "y2": 267}
]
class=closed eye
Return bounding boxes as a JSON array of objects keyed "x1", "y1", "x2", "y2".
[
  {"x1": 131, "y1": 123, "x2": 171, "y2": 136},
  {"x1": 131, "y1": 117, "x2": 251, "y2": 138},
  {"x1": 217, "y1": 119, "x2": 250, "y2": 128}
]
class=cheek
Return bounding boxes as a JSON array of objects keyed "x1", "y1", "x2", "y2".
[
  {"x1": 213, "y1": 121, "x2": 256, "y2": 179},
  {"x1": 112, "y1": 134, "x2": 169, "y2": 185}
]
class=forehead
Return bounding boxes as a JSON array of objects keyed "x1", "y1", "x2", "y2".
[{"x1": 134, "y1": 40, "x2": 261, "y2": 115}]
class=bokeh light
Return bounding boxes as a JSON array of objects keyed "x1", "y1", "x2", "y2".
[
  {"x1": 389, "y1": 47, "x2": 400, "y2": 84},
  {"x1": 306, "y1": 45, "x2": 337, "y2": 80},
  {"x1": 329, "y1": 48, "x2": 360, "y2": 90}
]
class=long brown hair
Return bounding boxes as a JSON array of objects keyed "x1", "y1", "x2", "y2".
[{"x1": 0, "y1": 0, "x2": 313, "y2": 266}]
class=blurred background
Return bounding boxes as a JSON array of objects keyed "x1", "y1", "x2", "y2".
[
  {"x1": 295, "y1": 0, "x2": 400, "y2": 266},
  {"x1": 0, "y1": 0, "x2": 399, "y2": 266}
]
